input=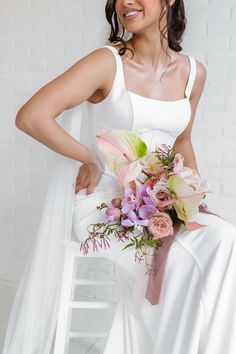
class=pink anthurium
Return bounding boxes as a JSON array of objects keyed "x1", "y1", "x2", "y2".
[
  {"x1": 96, "y1": 130, "x2": 147, "y2": 185},
  {"x1": 167, "y1": 175, "x2": 205, "y2": 221}
]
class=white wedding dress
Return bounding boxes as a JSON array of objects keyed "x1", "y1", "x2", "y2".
[
  {"x1": 3, "y1": 44, "x2": 236, "y2": 354},
  {"x1": 72, "y1": 45, "x2": 236, "y2": 354}
]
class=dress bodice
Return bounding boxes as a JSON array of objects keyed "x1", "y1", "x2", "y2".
[{"x1": 86, "y1": 44, "x2": 196, "y2": 170}]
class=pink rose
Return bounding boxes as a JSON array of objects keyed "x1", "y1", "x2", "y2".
[
  {"x1": 148, "y1": 177, "x2": 171, "y2": 209},
  {"x1": 148, "y1": 212, "x2": 174, "y2": 239}
]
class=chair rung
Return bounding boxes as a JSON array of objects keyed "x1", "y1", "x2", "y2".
[
  {"x1": 70, "y1": 301, "x2": 114, "y2": 309},
  {"x1": 69, "y1": 331, "x2": 108, "y2": 338},
  {"x1": 74, "y1": 279, "x2": 117, "y2": 286}
]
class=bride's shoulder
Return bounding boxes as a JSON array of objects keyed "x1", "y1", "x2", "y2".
[
  {"x1": 83, "y1": 45, "x2": 118, "y2": 76},
  {"x1": 177, "y1": 52, "x2": 207, "y2": 99},
  {"x1": 179, "y1": 52, "x2": 207, "y2": 81},
  {"x1": 86, "y1": 45, "x2": 116, "y2": 61}
]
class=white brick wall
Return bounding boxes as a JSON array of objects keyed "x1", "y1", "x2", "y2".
[{"x1": 0, "y1": 0, "x2": 235, "y2": 351}]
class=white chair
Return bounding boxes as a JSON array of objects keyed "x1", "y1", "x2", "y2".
[{"x1": 53, "y1": 240, "x2": 118, "y2": 354}]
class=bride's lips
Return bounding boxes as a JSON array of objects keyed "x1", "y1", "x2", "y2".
[{"x1": 124, "y1": 10, "x2": 143, "y2": 21}]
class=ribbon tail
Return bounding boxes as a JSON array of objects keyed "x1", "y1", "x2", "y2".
[
  {"x1": 146, "y1": 204, "x2": 223, "y2": 306},
  {"x1": 199, "y1": 203, "x2": 224, "y2": 220},
  {"x1": 145, "y1": 233, "x2": 177, "y2": 305},
  {"x1": 131, "y1": 204, "x2": 222, "y2": 315},
  {"x1": 145, "y1": 220, "x2": 182, "y2": 305}
]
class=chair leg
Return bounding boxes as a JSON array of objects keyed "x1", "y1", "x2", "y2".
[
  {"x1": 67, "y1": 255, "x2": 78, "y2": 348},
  {"x1": 54, "y1": 247, "x2": 76, "y2": 354}
]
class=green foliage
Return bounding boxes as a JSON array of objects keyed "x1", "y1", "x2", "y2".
[{"x1": 120, "y1": 233, "x2": 162, "y2": 252}]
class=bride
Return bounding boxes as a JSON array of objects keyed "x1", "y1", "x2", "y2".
[{"x1": 3, "y1": 0, "x2": 236, "y2": 353}]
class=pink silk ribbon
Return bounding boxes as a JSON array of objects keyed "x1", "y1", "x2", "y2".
[
  {"x1": 145, "y1": 225, "x2": 180, "y2": 305},
  {"x1": 130, "y1": 203, "x2": 221, "y2": 318}
]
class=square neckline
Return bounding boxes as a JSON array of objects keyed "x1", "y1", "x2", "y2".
[
  {"x1": 110, "y1": 44, "x2": 191, "y2": 104},
  {"x1": 86, "y1": 45, "x2": 193, "y2": 108},
  {"x1": 127, "y1": 90, "x2": 189, "y2": 103}
]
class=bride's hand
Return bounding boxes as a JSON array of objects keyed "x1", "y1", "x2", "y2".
[{"x1": 75, "y1": 160, "x2": 103, "y2": 195}]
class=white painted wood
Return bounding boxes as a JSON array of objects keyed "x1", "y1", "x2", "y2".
[
  {"x1": 53, "y1": 247, "x2": 76, "y2": 354},
  {"x1": 53, "y1": 240, "x2": 118, "y2": 353}
]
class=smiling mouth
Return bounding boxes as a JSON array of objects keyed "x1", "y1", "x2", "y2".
[{"x1": 124, "y1": 10, "x2": 143, "y2": 20}]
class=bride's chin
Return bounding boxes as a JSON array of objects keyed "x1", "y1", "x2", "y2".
[{"x1": 123, "y1": 25, "x2": 156, "y2": 36}]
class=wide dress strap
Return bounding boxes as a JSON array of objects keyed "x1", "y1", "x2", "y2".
[
  {"x1": 99, "y1": 45, "x2": 124, "y2": 99},
  {"x1": 185, "y1": 56, "x2": 197, "y2": 99},
  {"x1": 100, "y1": 44, "x2": 119, "y2": 58}
]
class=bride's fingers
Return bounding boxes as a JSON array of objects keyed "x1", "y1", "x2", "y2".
[
  {"x1": 86, "y1": 181, "x2": 96, "y2": 195},
  {"x1": 75, "y1": 176, "x2": 89, "y2": 193},
  {"x1": 75, "y1": 172, "x2": 87, "y2": 187},
  {"x1": 76, "y1": 170, "x2": 82, "y2": 181},
  {"x1": 75, "y1": 179, "x2": 86, "y2": 193},
  {"x1": 75, "y1": 177, "x2": 84, "y2": 187},
  {"x1": 75, "y1": 182, "x2": 82, "y2": 193}
]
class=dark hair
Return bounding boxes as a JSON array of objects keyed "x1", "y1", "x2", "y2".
[{"x1": 105, "y1": 0, "x2": 187, "y2": 59}]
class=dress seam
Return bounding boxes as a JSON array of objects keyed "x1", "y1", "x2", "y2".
[{"x1": 175, "y1": 236, "x2": 207, "y2": 306}]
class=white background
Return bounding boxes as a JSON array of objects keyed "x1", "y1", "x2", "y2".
[{"x1": 0, "y1": 0, "x2": 236, "y2": 351}]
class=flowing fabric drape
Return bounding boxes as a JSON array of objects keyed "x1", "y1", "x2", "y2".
[{"x1": 2, "y1": 103, "x2": 89, "y2": 354}]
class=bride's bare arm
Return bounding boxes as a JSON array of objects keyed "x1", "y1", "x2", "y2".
[
  {"x1": 173, "y1": 60, "x2": 207, "y2": 174},
  {"x1": 15, "y1": 48, "x2": 112, "y2": 165}
]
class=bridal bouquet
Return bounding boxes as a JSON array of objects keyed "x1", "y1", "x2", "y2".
[{"x1": 80, "y1": 130, "x2": 208, "y2": 274}]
